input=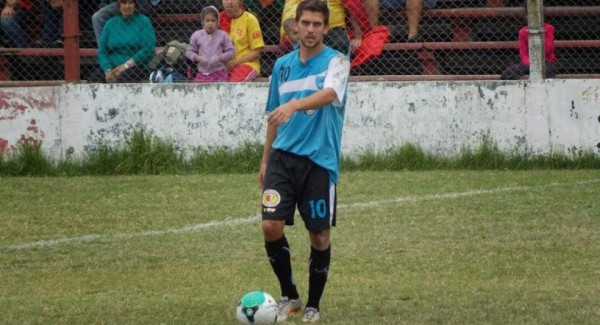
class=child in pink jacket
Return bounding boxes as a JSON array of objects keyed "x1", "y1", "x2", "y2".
[{"x1": 185, "y1": 6, "x2": 235, "y2": 82}]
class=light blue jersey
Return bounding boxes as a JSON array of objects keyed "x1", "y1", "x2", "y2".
[{"x1": 266, "y1": 46, "x2": 350, "y2": 183}]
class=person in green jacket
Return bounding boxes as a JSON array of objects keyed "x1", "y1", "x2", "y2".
[{"x1": 92, "y1": 0, "x2": 156, "y2": 83}]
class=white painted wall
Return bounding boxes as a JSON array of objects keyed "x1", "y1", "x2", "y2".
[{"x1": 1, "y1": 80, "x2": 599, "y2": 160}]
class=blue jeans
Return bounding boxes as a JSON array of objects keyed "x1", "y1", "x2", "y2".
[
  {"x1": 42, "y1": 3, "x2": 63, "y2": 42},
  {"x1": 1, "y1": 9, "x2": 30, "y2": 47},
  {"x1": 92, "y1": 0, "x2": 158, "y2": 45},
  {"x1": 0, "y1": 2, "x2": 62, "y2": 48}
]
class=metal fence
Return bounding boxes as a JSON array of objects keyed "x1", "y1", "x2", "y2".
[{"x1": 1, "y1": 0, "x2": 600, "y2": 82}]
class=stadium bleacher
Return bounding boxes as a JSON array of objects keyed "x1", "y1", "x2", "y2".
[{"x1": 1, "y1": 1, "x2": 599, "y2": 83}]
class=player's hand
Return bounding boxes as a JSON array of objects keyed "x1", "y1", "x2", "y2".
[
  {"x1": 258, "y1": 162, "x2": 267, "y2": 188},
  {"x1": 267, "y1": 100, "x2": 297, "y2": 126}
]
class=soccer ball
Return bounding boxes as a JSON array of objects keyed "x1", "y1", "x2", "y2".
[{"x1": 235, "y1": 290, "x2": 278, "y2": 325}]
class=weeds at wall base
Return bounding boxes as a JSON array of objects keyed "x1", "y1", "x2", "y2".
[{"x1": 1, "y1": 130, "x2": 599, "y2": 176}]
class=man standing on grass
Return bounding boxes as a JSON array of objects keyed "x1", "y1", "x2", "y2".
[{"x1": 258, "y1": 0, "x2": 350, "y2": 322}]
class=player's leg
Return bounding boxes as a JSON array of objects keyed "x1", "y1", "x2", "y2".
[
  {"x1": 261, "y1": 150, "x2": 302, "y2": 320},
  {"x1": 298, "y1": 163, "x2": 336, "y2": 322},
  {"x1": 303, "y1": 229, "x2": 330, "y2": 322}
]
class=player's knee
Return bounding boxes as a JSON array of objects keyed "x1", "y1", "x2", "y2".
[
  {"x1": 309, "y1": 230, "x2": 330, "y2": 250},
  {"x1": 261, "y1": 220, "x2": 284, "y2": 241}
]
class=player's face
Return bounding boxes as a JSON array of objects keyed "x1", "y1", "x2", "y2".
[
  {"x1": 297, "y1": 11, "x2": 329, "y2": 49},
  {"x1": 203, "y1": 14, "x2": 217, "y2": 34}
]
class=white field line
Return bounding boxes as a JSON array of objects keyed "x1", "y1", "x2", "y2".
[{"x1": 2, "y1": 179, "x2": 599, "y2": 251}]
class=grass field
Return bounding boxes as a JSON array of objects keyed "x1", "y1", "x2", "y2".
[{"x1": 1, "y1": 170, "x2": 599, "y2": 324}]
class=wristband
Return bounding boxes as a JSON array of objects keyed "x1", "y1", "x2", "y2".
[{"x1": 124, "y1": 62, "x2": 131, "y2": 69}]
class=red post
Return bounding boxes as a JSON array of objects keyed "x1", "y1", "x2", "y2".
[{"x1": 63, "y1": 0, "x2": 80, "y2": 82}]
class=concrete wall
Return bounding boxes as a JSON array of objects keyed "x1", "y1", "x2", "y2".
[{"x1": 1, "y1": 80, "x2": 599, "y2": 160}]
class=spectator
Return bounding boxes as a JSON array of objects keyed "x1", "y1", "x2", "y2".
[
  {"x1": 277, "y1": 17, "x2": 298, "y2": 55},
  {"x1": 345, "y1": 0, "x2": 390, "y2": 67},
  {"x1": 244, "y1": 0, "x2": 284, "y2": 45},
  {"x1": 380, "y1": 0, "x2": 437, "y2": 41},
  {"x1": 1, "y1": 0, "x2": 63, "y2": 48},
  {"x1": 362, "y1": 0, "x2": 379, "y2": 28},
  {"x1": 219, "y1": 0, "x2": 264, "y2": 82},
  {"x1": 185, "y1": 6, "x2": 235, "y2": 83},
  {"x1": 280, "y1": 0, "x2": 350, "y2": 54},
  {"x1": 501, "y1": 5, "x2": 556, "y2": 80},
  {"x1": 90, "y1": 0, "x2": 156, "y2": 83},
  {"x1": 92, "y1": 0, "x2": 161, "y2": 45}
]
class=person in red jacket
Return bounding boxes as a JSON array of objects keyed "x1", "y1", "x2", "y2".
[{"x1": 501, "y1": 4, "x2": 557, "y2": 80}]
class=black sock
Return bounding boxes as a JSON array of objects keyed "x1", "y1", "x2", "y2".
[
  {"x1": 265, "y1": 235, "x2": 299, "y2": 300},
  {"x1": 306, "y1": 245, "x2": 331, "y2": 310}
]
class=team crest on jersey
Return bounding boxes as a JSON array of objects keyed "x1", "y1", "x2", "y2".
[
  {"x1": 305, "y1": 110, "x2": 315, "y2": 115},
  {"x1": 262, "y1": 189, "x2": 281, "y2": 207},
  {"x1": 315, "y1": 76, "x2": 325, "y2": 89}
]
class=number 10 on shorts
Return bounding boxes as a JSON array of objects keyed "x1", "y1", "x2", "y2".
[{"x1": 309, "y1": 199, "x2": 327, "y2": 219}]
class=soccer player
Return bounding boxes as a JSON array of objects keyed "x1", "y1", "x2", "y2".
[{"x1": 258, "y1": 0, "x2": 351, "y2": 322}]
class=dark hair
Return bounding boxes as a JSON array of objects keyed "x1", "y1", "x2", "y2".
[
  {"x1": 295, "y1": 0, "x2": 330, "y2": 26},
  {"x1": 117, "y1": 0, "x2": 137, "y2": 9}
]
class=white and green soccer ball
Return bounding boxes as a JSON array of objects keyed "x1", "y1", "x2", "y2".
[{"x1": 235, "y1": 290, "x2": 278, "y2": 325}]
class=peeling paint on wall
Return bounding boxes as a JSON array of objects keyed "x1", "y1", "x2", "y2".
[
  {"x1": 0, "y1": 88, "x2": 59, "y2": 156},
  {"x1": 1, "y1": 80, "x2": 599, "y2": 160}
]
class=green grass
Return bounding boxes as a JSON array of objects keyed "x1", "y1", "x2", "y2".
[{"x1": 1, "y1": 170, "x2": 599, "y2": 324}]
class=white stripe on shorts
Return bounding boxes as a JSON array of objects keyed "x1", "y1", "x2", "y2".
[{"x1": 329, "y1": 181, "x2": 336, "y2": 226}]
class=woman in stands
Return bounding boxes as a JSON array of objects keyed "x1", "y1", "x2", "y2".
[{"x1": 91, "y1": 0, "x2": 156, "y2": 83}]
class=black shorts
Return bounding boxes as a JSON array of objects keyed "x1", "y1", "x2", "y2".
[{"x1": 262, "y1": 149, "x2": 337, "y2": 231}]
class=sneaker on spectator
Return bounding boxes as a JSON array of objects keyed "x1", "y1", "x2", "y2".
[
  {"x1": 277, "y1": 296, "x2": 302, "y2": 321},
  {"x1": 302, "y1": 307, "x2": 320, "y2": 323}
]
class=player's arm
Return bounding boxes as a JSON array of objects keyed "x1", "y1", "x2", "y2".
[
  {"x1": 259, "y1": 63, "x2": 281, "y2": 188},
  {"x1": 267, "y1": 89, "x2": 338, "y2": 126},
  {"x1": 268, "y1": 55, "x2": 350, "y2": 126},
  {"x1": 259, "y1": 123, "x2": 277, "y2": 188}
]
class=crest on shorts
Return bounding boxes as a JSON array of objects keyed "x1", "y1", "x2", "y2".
[{"x1": 262, "y1": 189, "x2": 281, "y2": 207}]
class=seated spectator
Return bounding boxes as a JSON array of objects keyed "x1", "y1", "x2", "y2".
[
  {"x1": 345, "y1": 0, "x2": 390, "y2": 67},
  {"x1": 362, "y1": 0, "x2": 379, "y2": 28},
  {"x1": 1, "y1": 0, "x2": 63, "y2": 48},
  {"x1": 501, "y1": 4, "x2": 556, "y2": 80},
  {"x1": 185, "y1": 6, "x2": 235, "y2": 83},
  {"x1": 380, "y1": 0, "x2": 437, "y2": 41},
  {"x1": 244, "y1": 0, "x2": 284, "y2": 45},
  {"x1": 280, "y1": 0, "x2": 350, "y2": 54},
  {"x1": 92, "y1": 0, "x2": 161, "y2": 45},
  {"x1": 277, "y1": 17, "x2": 299, "y2": 55},
  {"x1": 219, "y1": 0, "x2": 264, "y2": 82},
  {"x1": 90, "y1": 0, "x2": 156, "y2": 83}
]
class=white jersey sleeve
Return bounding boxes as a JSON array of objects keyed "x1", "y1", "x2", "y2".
[{"x1": 323, "y1": 54, "x2": 350, "y2": 107}]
